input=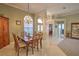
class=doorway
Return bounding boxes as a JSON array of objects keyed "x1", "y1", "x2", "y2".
[
  {"x1": 58, "y1": 23, "x2": 64, "y2": 38},
  {"x1": 49, "y1": 24, "x2": 53, "y2": 36}
]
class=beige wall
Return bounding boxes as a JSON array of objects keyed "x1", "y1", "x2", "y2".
[{"x1": 0, "y1": 4, "x2": 35, "y2": 42}]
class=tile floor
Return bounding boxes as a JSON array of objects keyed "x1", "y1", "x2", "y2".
[{"x1": 0, "y1": 36, "x2": 66, "y2": 56}]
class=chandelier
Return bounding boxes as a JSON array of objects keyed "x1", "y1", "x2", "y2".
[{"x1": 24, "y1": 3, "x2": 32, "y2": 24}]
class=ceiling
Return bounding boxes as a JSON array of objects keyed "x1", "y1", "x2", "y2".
[{"x1": 5, "y1": 3, "x2": 79, "y2": 16}]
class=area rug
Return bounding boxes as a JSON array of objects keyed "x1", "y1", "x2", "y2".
[{"x1": 58, "y1": 38, "x2": 79, "y2": 56}]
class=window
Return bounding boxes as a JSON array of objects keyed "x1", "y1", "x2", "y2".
[
  {"x1": 24, "y1": 16, "x2": 33, "y2": 37},
  {"x1": 58, "y1": 23, "x2": 64, "y2": 35},
  {"x1": 38, "y1": 18, "x2": 43, "y2": 32}
]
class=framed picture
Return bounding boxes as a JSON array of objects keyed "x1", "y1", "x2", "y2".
[
  {"x1": 71, "y1": 23, "x2": 79, "y2": 39},
  {"x1": 16, "y1": 20, "x2": 21, "y2": 25}
]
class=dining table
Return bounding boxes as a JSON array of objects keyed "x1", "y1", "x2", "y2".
[
  {"x1": 20, "y1": 36, "x2": 34, "y2": 56},
  {"x1": 20, "y1": 34, "x2": 42, "y2": 56}
]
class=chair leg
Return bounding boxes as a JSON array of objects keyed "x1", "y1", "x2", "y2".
[
  {"x1": 40, "y1": 39, "x2": 42, "y2": 48},
  {"x1": 37, "y1": 40, "x2": 39, "y2": 51},
  {"x1": 26, "y1": 45, "x2": 28, "y2": 56},
  {"x1": 17, "y1": 49, "x2": 19, "y2": 56},
  {"x1": 32, "y1": 43, "x2": 34, "y2": 54},
  {"x1": 14, "y1": 46, "x2": 17, "y2": 52}
]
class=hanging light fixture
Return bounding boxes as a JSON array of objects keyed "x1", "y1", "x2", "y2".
[
  {"x1": 26, "y1": 3, "x2": 32, "y2": 24},
  {"x1": 24, "y1": 3, "x2": 33, "y2": 24}
]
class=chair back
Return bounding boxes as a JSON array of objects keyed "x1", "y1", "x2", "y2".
[
  {"x1": 12, "y1": 33, "x2": 19, "y2": 48},
  {"x1": 38, "y1": 32, "x2": 43, "y2": 39}
]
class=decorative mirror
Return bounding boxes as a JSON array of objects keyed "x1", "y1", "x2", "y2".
[{"x1": 16, "y1": 20, "x2": 21, "y2": 25}]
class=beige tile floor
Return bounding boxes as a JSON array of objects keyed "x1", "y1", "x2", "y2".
[{"x1": 0, "y1": 37, "x2": 66, "y2": 56}]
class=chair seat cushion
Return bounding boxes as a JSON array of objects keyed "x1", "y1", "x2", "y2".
[{"x1": 18, "y1": 40, "x2": 26, "y2": 48}]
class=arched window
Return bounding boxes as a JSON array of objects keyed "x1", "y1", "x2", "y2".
[
  {"x1": 24, "y1": 16, "x2": 33, "y2": 37},
  {"x1": 38, "y1": 18, "x2": 43, "y2": 32}
]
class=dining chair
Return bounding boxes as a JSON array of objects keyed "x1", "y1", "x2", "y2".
[
  {"x1": 30, "y1": 35, "x2": 40, "y2": 54},
  {"x1": 17, "y1": 34, "x2": 37, "y2": 55},
  {"x1": 12, "y1": 33, "x2": 26, "y2": 56},
  {"x1": 12, "y1": 32, "x2": 42, "y2": 55},
  {"x1": 38, "y1": 32, "x2": 43, "y2": 48}
]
